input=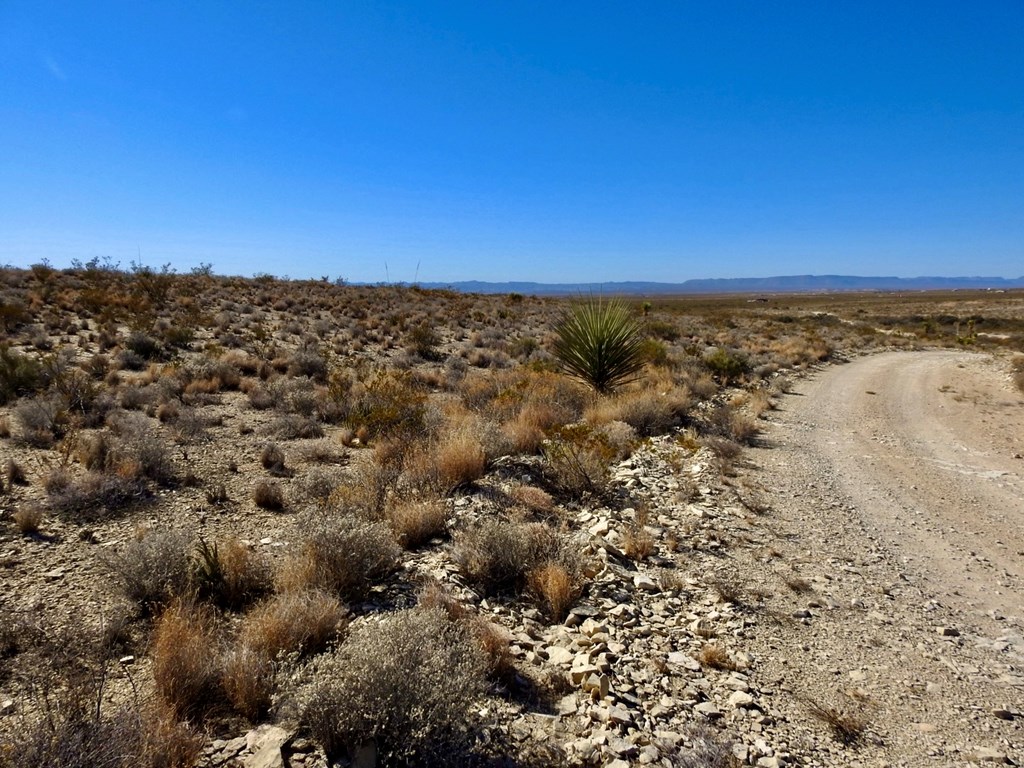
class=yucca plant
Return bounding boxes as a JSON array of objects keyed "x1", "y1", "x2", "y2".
[{"x1": 552, "y1": 297, "x2": 645, "y2": 394}]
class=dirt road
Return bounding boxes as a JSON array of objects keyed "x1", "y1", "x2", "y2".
[
  {"x1": 782, "y1": 350, "x2": 1024, "y2": 623},
  {"x1": 741, "y1": 350, "x2": 1024, "y2": 764}
]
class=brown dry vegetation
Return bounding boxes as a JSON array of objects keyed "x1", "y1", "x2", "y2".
[{"x1": 0, "y1": 263, "x2": 1022, "y2": 764}]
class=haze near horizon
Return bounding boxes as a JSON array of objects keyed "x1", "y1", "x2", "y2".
[{"x1": 1, "y1": 2, "x2": 1022, "y2": 283}]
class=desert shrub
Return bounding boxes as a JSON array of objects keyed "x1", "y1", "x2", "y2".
[
  {"x1": 287, "y1": 347, "x2": 328, "y2": 381},
  {"x1": 278, "y1": 513, "x2": 399, "y2": 600},
  {"x1": 267, "y1": 413, "x2": 324, "y2": 440},
  {"x1": 551, "y1": 297, "x2": 646, "y2": 393},
  {"x1": 405, "y1": 322, "x2": 441, "y2": 360},
  {"x1": 455, "y1": 519, "x2": 581, "y2": 601},
  {"x1": 587, "y1": 385, "x2": 690, "y2": 437},
  {"x1": 221, "y1": 644, "x2": 275, "y2": 721},
  {"x1": 0, "y1": 344, "x2": 44, "y2": 404},
  {"x1": 705, "y1": 403, "x2": 759, "y2": 445},
  {"x1": 402, "y1": 430, "x2": 487, "y2": 496},
  {"x1": 703, "y1": 346, "x2": 749, "y2": 384},
  {"x1": 151, "y1": 601, "x2": 221, "y2": 723},
  {"x1": 14, "y1": 394, "x2": 69, "y2": 447},
  {"x1": 253, "y1": 479, "x2": 285, "y2": 510},
  {"x1": 106, "y1": 411, "x2": 177, "y2": 484},
  {"x1": 302, "y1": 607, "x2": 488, "y2": 766},
  {"x1": 102, "y1": 529, "x2": 192, "y2": 612},
  {"x1": 47, "y1": 472, "x2": 147, "y2": 521},
  {"x1": 542, "y1": 424, "x2": 616, "y2": 499},
  {"x1": 13, "y1": 504, "x2": 43, "y2": 535},
  {"x1": 124, "y1": 331, "x2": 163, "y2": 361},
  {"x1": 388, "y1": 498, "x2": 449, "y2": 549},
  {"x1": 191, "y1": 538, "x2": 271, "y2": 610},
  {"x1": 260, "y1": 442, "x2": 288, "y2": 474},
  {"x1": 342, "y1": 370, "x2": 427, "y2": 441},
  {"x1": 296, "y1": 467, "x2": 340, "y2": 505},
  {"x1": 5, "y1": 459, "x2": 27, "y2": 486}
]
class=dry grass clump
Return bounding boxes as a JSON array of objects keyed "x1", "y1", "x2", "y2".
[
  {"x1": 527, "y1": 562, "x2": 582, "y2": 622},
  {"x1": 509, "y1": 484, "x2": 556, "y2": 517},
  {"x1": 151, "y1": 601, "x2": 222, "y2": 723},
  {"x1": 586, "y1": 385, "x2": 691, "y2": 437},
  {"x1": 46, "y1": 470, "x2": 147, "y2": 521},
  {"x1": 388, "y1": 498, "x2": 449, "y2": 549},
  {"x1": 623, "y1": 525, "x2": 656, "y2": 561},
  {"x1": 12, "y1": 504, "x2": 43, "y2": 535},
  {"x1": 277, "y1": 513, "x2": 399, "y2": 600},
  {"x1": 223, "y1": 589, "x2": 346, "y2": 719},
  {"x1": 302, "y1": 607, "x2": 488, "y2": 766},
  {"x1": 805, "y1": 697, "x2": 870, "y2": 745},
  {"x1": 696, "y1": 643, "x2": 736, "y2": 671},
  {"x1": 238, "y1": 589, "x2": 346, "y2": 661}
]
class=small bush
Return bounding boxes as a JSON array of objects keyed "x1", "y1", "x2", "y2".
[
  {"x1": 342, "y1": 370, "x2": 427, "y2": 442},
  {"x1": 253, "y1": 479, "x2": 285, "y2": 510},
  {"x1": 0, "y1": 345, "x2": 44, "y2": 404},
  {"x1": 13, "y1": 504, "x2": 43, "y2": 535},
  {"x1": 527, "y1": 562, "x2": 582, "y2": 622},
  {"x1": 102, "y1": 529, "x2": 192, "y2": 613},
  {"x1": 47, "y1": 472, "x2": 147, "y2": 521},
  {"x1": 239, "y1": 589, "x2": 346, "y2": 661},
  {"x1": 542, "y1": 424, "x2": 615, "y2": 499},
  {"x1": 191, "y1": 538, "x2": 271, "y2": 610},
  {"x1": 302, "y1": 607, "x2": 488, "y2": 766},
  {"x1": 703, "y1": 347, "x2": 749, "y2": 384},
  {"x1": 278, "y1": 513, "x2": 399, "y2": 600},
  {"x1": 455, "y1": 519, "x2": 581, "y2": 602}
]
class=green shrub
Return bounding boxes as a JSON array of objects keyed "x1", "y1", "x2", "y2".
[
  {"x1": 0, "y1": 345, "x2": 44, "y2": 405},
  {"x1": 703, "y1": 347, "x2": 749, "y2": 384},
  {"x1": 551, "y1": 298, "x2": 645, "y2": 393}
]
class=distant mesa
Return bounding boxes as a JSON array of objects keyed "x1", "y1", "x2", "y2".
[{"x1": 393, "y1": 275, "x2": 1024, "y2": 296}]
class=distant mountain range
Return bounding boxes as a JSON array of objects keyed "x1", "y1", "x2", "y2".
[{"x1": 403, "y1": 275, "x2": 1024, "y2": 296}]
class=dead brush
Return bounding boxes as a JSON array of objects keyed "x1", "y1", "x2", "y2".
[
  {"x1": 238, "y1": 589, "x2": 346, "y2": 661},
  {"x1": 710, "y1": 576, "x2": 744, "y2": 605},
  {"x1": 784, "y1": 574, "x2": 814, "y2": 594},
  {"x1": 805, "y1": 695, "x2": 870, "y2": 746},
  {"x1": 696, "y1": 643, "x2": 736, "y2": 671},
  {"x1": 623, "y1": 525, "x2": 655, "y2": 561}
]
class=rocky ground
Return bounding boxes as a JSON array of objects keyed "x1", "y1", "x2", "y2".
[
  {"x1": 180, "y1": 353, "x2": 1024, "y2": 767},
  {"x1": 2, "y1": 325, "x2": 1022, "y2": 766}
]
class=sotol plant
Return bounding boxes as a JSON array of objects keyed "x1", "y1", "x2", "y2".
[{"x1": 552, "y1": 298, "x2": 645, "y2": 394}]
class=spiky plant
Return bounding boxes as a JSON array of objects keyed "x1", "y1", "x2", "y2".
[{"x1": 552, "y1": 297, "x2": 645, "y2": 394}]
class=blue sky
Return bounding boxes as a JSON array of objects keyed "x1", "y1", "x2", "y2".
[{"x1": 1, "y1": 2, "x2": 1022, "y2": 283}]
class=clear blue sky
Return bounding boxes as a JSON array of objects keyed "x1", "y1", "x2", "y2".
[{"x1": 2, "y1": 2, "x2": 1022, "y2": 283}]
